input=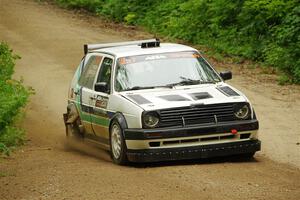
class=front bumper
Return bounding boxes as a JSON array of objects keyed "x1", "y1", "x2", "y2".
[
  {"x1": 124, "y1": 120, "x2": 258, "y2": 140},
  {"x1": 124, "y1": 120, "x2": 260, "y2": 162},
  {"x1": 127, "y1": 140, "x2": 261, "y2": 163}
]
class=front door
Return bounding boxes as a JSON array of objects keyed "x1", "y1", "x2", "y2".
[
  {"x1": 77, "y1": 54, "x2": 103, "y2": 135},
  {"x1": 90, "y1": 57, "x2": 113, "y2": 142}
]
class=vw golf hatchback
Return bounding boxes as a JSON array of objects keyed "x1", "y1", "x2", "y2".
[{"x1": 63, "y1": 39, "x2": 261, "y2": 165}]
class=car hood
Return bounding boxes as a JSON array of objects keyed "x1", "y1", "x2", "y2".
[{"x1": 119, "y1": 83, "x2": 248, "y2": 111}]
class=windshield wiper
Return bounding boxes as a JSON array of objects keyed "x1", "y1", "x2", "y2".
[
  {"x1": 124, "y1": 78, "x2": 215, "y2": 91},
  {"x1": 124, "y1": 86, "x2": 156, "y2": 91},
  {"x1": 180, "y1": 76, "x2": 215, "y2": 84},
  {"x1": 124, "y1": 84, "x2": 174, "y2": 91},
  {"x1": 198, "y1": 81, "x2": 216, "y2": 84},
  {"x1": 166, "y1": 80, "x2": 198, "y2": 87},
  {"x1": 166, "y1": 79, "x2": 215, "y2": 87}
]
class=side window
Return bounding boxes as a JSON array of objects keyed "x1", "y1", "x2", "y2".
[
  {"x1": 78, "y1": 55, "x2": 103, "y2": 89},
  {"x1": 96, "y1": 57, "x2": 113, "y2": 93}
]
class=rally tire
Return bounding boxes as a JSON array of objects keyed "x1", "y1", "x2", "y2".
[
  {"x1": 66, "y1": 118, "x2": 83, "y2": 141},
  {"x1": 109, "y1": 120, "x2": 128, "y2": 165}
]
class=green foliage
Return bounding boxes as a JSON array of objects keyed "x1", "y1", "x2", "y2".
[
  {"x1": 0, "y1": 42, "x2": 30, "y2": 155},
  {"x1": 0, "y1": 127, "x2": 25, "y2": 156},
  {"x1": 54, "y1": 0, "x2": 300, "y2": 83},
  {"x1": 124, "y1": 13, "x2": 136, "y2": 25},
  {"x1": 55, "y1": 0, "x2": 105, "y2": 12}
]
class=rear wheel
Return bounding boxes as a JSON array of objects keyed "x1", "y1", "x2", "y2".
[
  {"x1": 110, "y1": 120, "x2": 128, "y2": 165},
  {"x1": 65, "y1": 116, "x2": 83, "y2": 140}
]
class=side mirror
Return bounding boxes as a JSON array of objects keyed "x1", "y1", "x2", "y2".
[
  {"x1": 95, "y1": 82, "x2": 109, "y2": 93},
  {"x1": 220, "y1": 71, "x2": 232, "y2": 81}
]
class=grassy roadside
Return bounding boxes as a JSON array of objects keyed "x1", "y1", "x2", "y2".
[
  {"x1": 0, "y1": 42, "x2": 32, "y2": 155},
  {"x1": 52, "y1": 0, "x2": 299, "y2": 84}
]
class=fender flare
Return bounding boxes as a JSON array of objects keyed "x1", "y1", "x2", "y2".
[
  {"x1": 252, "y1": 109, "x2": 257, "y2": 120},
  {"x1": 109, "y1": 112, "x2": 128, "y2": 137}
]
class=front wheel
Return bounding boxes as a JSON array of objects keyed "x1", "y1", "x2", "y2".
[{"x1": 110, "y1": 120, "x2": 128, "y2": 165}]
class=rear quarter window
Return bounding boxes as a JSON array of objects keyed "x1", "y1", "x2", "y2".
[{"x1": 78, "y1": 55, "x2": 103, "y2": 89}]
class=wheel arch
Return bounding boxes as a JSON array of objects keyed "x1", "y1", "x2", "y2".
[
  {"x1": 109, "y1": 112, "x2": 129, "y2": 165},
  {"x1": 109, "y1": 112, "x2": 128, "y2": 137},
  {"x1": 66, "y1": 102, "x2": 80, "y2": 124}
]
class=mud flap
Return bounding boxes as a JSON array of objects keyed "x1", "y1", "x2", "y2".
[{"x1": 63, "y1": 113, "x2": 77, "y2": 125}]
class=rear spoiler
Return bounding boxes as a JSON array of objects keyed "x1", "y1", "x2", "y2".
[{"x1": 84, "y1": 38, "x2": 160, "y2": 54}]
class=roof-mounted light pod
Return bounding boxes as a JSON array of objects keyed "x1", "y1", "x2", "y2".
[
  {"x1": 141, "y1": 38, "x2": 160, "y2": 48},
  {"x1": 83, "y1": 38, "x2": 160, "y2": 54}
]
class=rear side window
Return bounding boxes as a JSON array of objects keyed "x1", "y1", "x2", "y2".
[{"x1": 78, "y1": 55, "x2": 102, "y2": 89}]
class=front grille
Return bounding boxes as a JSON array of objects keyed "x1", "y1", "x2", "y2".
[{"x1": 159, "y1": 103, "x2": 235, "y2": 128}]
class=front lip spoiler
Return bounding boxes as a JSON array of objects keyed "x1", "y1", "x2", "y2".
[
  {"x1": 124, "y1": 120, "x2": 259, "y2": 140},
  {"x1": 126, "y1": 140, "x2": 261, "y2": 163}
]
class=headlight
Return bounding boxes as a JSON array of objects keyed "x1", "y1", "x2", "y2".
[
  {"x1": 234, "y1": 104, "x2": 250, "y2": 119},
  {"x1": 143, "y1": 112, "x2": 159, "y2": 128}
]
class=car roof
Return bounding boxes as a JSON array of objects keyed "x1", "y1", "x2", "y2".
[{"x1": 91, "y1": 43, "x2": 198, "y2": 58}]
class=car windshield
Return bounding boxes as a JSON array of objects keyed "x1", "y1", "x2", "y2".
[{"x1": 115, "y1": 51, "x2": 221, "y2": 92}]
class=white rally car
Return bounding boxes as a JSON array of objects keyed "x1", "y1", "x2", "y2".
[{"x1": 63, "y1": 39, "x2": 260, "y2": 165}]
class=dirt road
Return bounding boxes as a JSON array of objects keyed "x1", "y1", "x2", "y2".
[{"x1": 0, "y1": 0, "x2": 300, "y2": 199}]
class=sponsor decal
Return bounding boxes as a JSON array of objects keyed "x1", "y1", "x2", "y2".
[
  {"x1": 95, "y1": 95, "x2": 108, "y2": 108},
  {"x1": 118, "y1": 52, "x2": 201, "y2": 65},
  {"x1": 145, "y1": 55, "x2": 167, "y2": 60}
]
